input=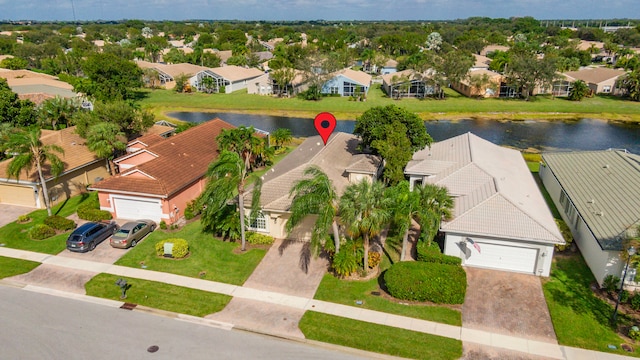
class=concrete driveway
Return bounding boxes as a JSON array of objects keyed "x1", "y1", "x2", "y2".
[{"x1": 0, "y1": 204, "x2": 35, "y2": 228}]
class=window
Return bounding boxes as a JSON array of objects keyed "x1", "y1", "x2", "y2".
[
  {"x1": 330, "y1": 86, "x2": 339, "y2": 94},
  {"x1": 602, "y1": 85, "x2": 611, "y2": 93},
  {"x1": 248, "y1": 212, "x2": 268, "y2": 232},
  {"x1": 343, "y1": 81, "x2": 357, "y2": 96}
]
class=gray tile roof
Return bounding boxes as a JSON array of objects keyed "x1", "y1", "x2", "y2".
[
  {"x1": 406, "y1": 132, "x2": 563, "y2": 244},
  {"x1": 542, "y1": 150, "x2": 640, "y2": 250},
  {"x1": 246, "y1": 132, "x2": 381, "y2": 212}
]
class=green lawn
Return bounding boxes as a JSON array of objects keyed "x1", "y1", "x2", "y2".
[
  {"x1": 138, "y1": 85, "x2": 640, "y2": 122},
  {"x1": 115, "y1": 221, "x2": 266, "y2": 286},
  {"x1": 0, "y1": 256, "x2": 40, "y2": 278},
  {"x1": 0, "y1": 192, "x2": 98, "y2": 254},
  {"x1": 543, "y1": 254, "x2": 639, "y2": 356},
  {"x1": 85, "y1": 273, "x2": 231, "y2": 317},
  {"x1": 299, "y1": 311, "x2": 462, "y2": 360}
]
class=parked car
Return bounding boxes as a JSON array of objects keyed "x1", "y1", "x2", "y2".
[
  {"x1": 66, "y1": 221, "x2": 119, "y2": 252},
  {"x1": 109, "y1": 220, "x2": 156, "y2": 249}
]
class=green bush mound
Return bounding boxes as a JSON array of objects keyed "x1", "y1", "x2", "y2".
[
  {"x1": 155, "y1": 238, "x2": 189, "y2": 259},
  {"x1": 77, "y1": 198, "x2": 112, "y2": 221},
  {"x1": 246, "y1": 231, "x2": 274, "y2": 245},
  {"x1": 384, "y1": 261, "x2": 467, "y2": 304},
  {"x1": 28, "y1": 224, "x2": 56, "y2": 240},
  {"x1": 44, "y1": 215, "x2": 76, "y2": 231},
  {"x1": 416, "y1": 241, "x2": 462, "y2": 265}
]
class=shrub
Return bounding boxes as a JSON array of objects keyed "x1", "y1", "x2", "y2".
[
  {"x1": 159, "y1": 220, "x2": 167, "y2": 230},
  {"x1": 28, "y1": 224, "x2": 56, "y2": 240},
  {"x1": 384, "y1": 261, "x2": 467, "y2": 304},
  {"x1": 416, "y1": 241, "x2": 462, "y2": 265},
  {"x1": 184, "y1": 200, "x2": 200, "y2": 220},
  {"x1": 332, "y1": 243, "x2": 360, "y2": 277},
  {"x1": 155, "y1": 238, "x2": 189, "y2": 259},
  {"x1": 17, "y1": 214, "x2": 31, "y2": 223},
  {"x1": 620, "y1": 289, "x2": 631, "y2": 304},
  {"x1": 554, "y1": 219, "x2": 574, "y2": 251},
  {"x1": 368, "y1": 251, "x2": 381, "y2": 269},
  {"x1": 44, "y1": 215, "x2": 76, "y2": 231},
  {"x1": 246, "y1": 231, "x2": 274, "y2": 245},
  {"x1": 629, "y1": 326, "x2": 640, "y2": 341},
  {"x1": 602, "y1": 274, "x2": 621, "y2": 294},
  {"x1": 631, "y1": 294, "x2": 640, "y2": 311},
  {"x1": 77, "y1": 198, "x2": 112, "y2": 221}
]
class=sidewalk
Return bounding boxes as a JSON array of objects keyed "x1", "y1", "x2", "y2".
[{"x1": 0, "y1": 247, "x2": 636, "y2": 360}]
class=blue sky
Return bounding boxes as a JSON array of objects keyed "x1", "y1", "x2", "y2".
[{"x1": 1, "y1": 0, "x2": 638, "y2": 22}]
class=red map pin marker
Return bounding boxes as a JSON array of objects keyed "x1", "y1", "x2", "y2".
[{"x1": 314, "y1": 112, "x2": 337, "y2": 145}]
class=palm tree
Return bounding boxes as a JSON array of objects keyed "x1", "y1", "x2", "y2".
[
  {"x1": 287, "y1": 166, "x2": 341, "y2": 255},
  {"x1": 568, "y1": 80, "x2": 590, "y2": 101},
  {"x1": 271, "y1": 128, "x2": 292, "y2": 149},
  {"x1": 85, "y1": 122, "x2": 126, "y2": 175},
  {"x1": 339, "y1": 179, "x2": 391, "y2": 272},
  {"x1": 386, "y1": 181, "x2": 419, "y2": 261},
  {"x1": 5, "y1": 128, "x2": 64, "y2": 216},
  {"x1": 37, "y1": 96, "x2": 79, "y2": 130},
  {"x1": 217, "y1": 126, "x2": 264, "y2": 172},
  {"x1": 415, "y1": 183, "x2": 454, "y2": 245}
]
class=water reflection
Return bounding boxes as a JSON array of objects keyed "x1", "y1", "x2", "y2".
[{"x1": 169, "y1": 111, "x2": 640, "y2": 153}]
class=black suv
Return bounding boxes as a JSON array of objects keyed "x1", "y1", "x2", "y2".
[{"x1": 66, "y1": 221, "x2": 119, "y2": 252}]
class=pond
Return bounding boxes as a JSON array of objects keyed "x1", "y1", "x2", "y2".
[{"x1": 169, "y1": 111, "x2": 640, "y2": 153}]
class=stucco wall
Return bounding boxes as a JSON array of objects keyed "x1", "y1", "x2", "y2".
[
  {"x1": 161, "y1": 178, "x2": 206, "y2": 224},
  {"x1": 46, "y1": 161, "x2": 109, "y2": 207}
]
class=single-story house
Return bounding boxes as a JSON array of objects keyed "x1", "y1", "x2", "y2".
[
  {"x1": 381, "y1": 69, "x2": 440, "y2": 98},
  {"x1": 136, "y1": 60, "x2": 208, "y2": 90},
  {"x1": 90, "y1": 119, "x2": 235, "y2": 224},
  {"x1": 540, "y1": 150, "x2": 640, "y2": 285},
  {"x1": 243, "y1": 132, "x2": 382, "y2": 240},
  {"x1": 248, "y1": 69, "x2": 309, "y2": 96},
  {"x1": 192, "y1": 65, "x2": 264, "y2": 93},
  {"x1": 450, "y1": 69, "x2": 504, "y2": 98},
  {"x1": 405, "y1": 132, "x2": 564, "y2": 276},
  {"x1": 480, "y1": 45, "x2": 510, "y2": 57},
  {"x1": 0, "y1": 127, "x2": 109, "y2": 208},
  {"x1": 380, "y1": 59, "x2": 398, "y2": 75},
  {"x1": 321, "y1": 68, "x2": 372, "y2": 97},
  {"x1": 471, "y1": 54, "x2": 492, "y2": 70},
  {"x1": 0, "y1": 68, "x2": 76, "y2": 102},
  {"x1": 247, "y1": 74, "x2": 273, "y2": 96},
  {"x1": 562, "y1": 67, "x2": 627, "y2": 95}
]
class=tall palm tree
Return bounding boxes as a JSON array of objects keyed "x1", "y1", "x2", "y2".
[
  {"x1": 37, "y1": 96, "x2": 79, "y2": 131},
  {"x1": 217, "y1": 126, "x2": 264, "y2": 172},
  {"x1": 5, "y1": 128, "x2": 64, "y2": 216},
  {"x1": 287, "y1": 166, "x2": 341, "y2": 255},
  {"x1": 415, "y1": 183, "x2": 454, "y2": 245},
  {"x1": 200, "y1": 151, "x2": 251, "y2": 251},
  {"x1": 85, "y1": 122, "x2": 126, "y2": 175},
  {"x1": 386, "y1": 181, "x2": 420, "y2": 261},
  {"x1": 339, "y1": 179, "x2": 391, "y2": 272}
]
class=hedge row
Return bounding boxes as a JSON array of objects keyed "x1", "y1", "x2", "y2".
[
  {"x1": 28, "y1": 224, "x2": 56, "y2": 240},
  {"x1": 246, "y1": 231, "x2": 275, "y2": 245},
  {"x1": 416, "y1": 241, "x2": 462, "y2": 265},
  {"x1": 44, "y1": 215, "x2": 76, "y2": 231},
  {"x1": 384, "y1": 261, "x2": 467, "y2": 304},
  {"x1": 155, "y1": 238, "x2": 189, "y2": 259},
  {"x1": 77, "y1": 198, "x2": 112, "y2": 222}
]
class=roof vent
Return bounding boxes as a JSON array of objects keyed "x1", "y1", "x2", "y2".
[
  {"x1": 596, "y1": 211, "x2": 604, "y2": 216},
  {"x1": 587, "y1": 199, "x2": 595, "y2": 204},
  {"x1": 71, "y1": 141, "x2": 76, "y2": 145},
  {"x1": 603, "y1": 164, "x2": 609, "y2": 169}
]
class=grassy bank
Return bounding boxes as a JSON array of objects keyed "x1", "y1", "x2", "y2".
[{"x1": 137, "y1": 85, "x2": 640, "y2": 123}]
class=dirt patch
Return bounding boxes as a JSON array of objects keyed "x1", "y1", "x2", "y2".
[{"x1": 462, "y1": 267, "x2": 557, "y2": 343}]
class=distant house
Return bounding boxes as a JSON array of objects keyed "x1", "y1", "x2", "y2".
[
  {"x1": 540, "y1": 150, "x2": 640, "y2": 285},
  {"x1": 405, "y1": 133, "x2": 564, "y2": 276},
  {"x1": 321, "y1": 68, "x2": 372, "y2": 97},
  {"x1": 381, "y1": 69, "x2": 440, "y2": 98},
  {"x1": 562, "y1": 67, "x2": 627, "y2": 95},
  {"x1": 451, "y1": 69, "x2": 504, "y2": 98},
  {"x1": 380, "y1": 59, "x2": 398, "y2": 75},
  {"x1": 471, "y1": 54, "x2": 491, "y2": 70},
  {"x1": 193, "y1": 65, "x2": 264, "y2": 93},
  {"x1": 480, "y1": 45, "x2": 509, "y2": 57},
  {"x1": 91, "y1": 119, "x2": 235, "y2": 225},
  {"x1": 0, "y1": 127, "x2": 109, "y2": 208},
  {"x1": 0, "y1": 68, "x2": 76, "y2": 103},
  {"x1": 136, "y1": 60, "x2": 208, "y2": 90},
  {"x1": 243, "y1": 132, "x2": 382, "y2": 240},
  {"x1": 248, "y1": 69, "x2": 309, "y2": 97}
]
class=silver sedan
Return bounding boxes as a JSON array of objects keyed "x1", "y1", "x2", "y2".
[{"x1": 109, "y1": 220, "x2": 156, "y2": 249}]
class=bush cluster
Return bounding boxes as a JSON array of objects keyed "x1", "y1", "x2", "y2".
[
  {"x1": 17, "y1": 214, "x2": 31, "y2": 223},
  {"x1": 331, "y1": 240, "x2": 361, "y2": 277},
  {"x1": 368, "y1": 251, "x2": 381, "y2": 268},
  {"x1": 155, "y1": 238, "x2": 189, "y2": 259},
  {"x1": 246, "y1": 231, "x2": 275, "y2": 245},
  {"x1": 416, "y1": 241, "x2": 462, "y2": 265},
  {"x1": 629, "y1": 326, "x2": 640, "y2": 341},
  {"x1": 44, "y1": 215, "x2": 76, "y2": 231},
  {"x1": 28, "y1": 224, "x2": 56, "y2": 240},
  {"x1": 77, "y1": 198, "x2": 112, "y2": 221},
  {"x1": 184, "y1": 200, "x2": 200, "y2": 220},
  {"x1": 384, "y1": 261, "x2": 467, "y2": 304}
]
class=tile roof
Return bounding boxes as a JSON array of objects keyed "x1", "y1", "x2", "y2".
[
  {"x1": 337, "y1": 68, "x2": 372, "y2": 87},
  {"x1": 136, "y1": 60, "x2": 208, "y2": 79},
  {"x1": 542, "y1": 150, "x2": 640, "y2": 250},
  {"x1": 472, "y1": 54, "x2": 491, "y2": 69},
  {"x1": 246, "y1": 132, "x2": 381, "y2": 212},
  {"x1": 380, "y1": 69, "x2": 436, "y2": 85},
  {"x1": 207, "y1": 65, "x2": 264, "y2": 82},
  {"x1": 406, "y1": 132, "x2": 563, "y2": 244},
  {"x1": 91, "y1": 119, "x2": 235, "y2": 197},
  {"x1": 563, "y1": 67, "x2": 627, "y2": 84},
  {"x1": 0, "y1": 126, "x2": 101, "y2": 183}
]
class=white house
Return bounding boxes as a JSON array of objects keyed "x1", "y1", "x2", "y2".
[
  {"x1": 321, "y1": 68, "x2": 372, "y2": 97},
  {"x1": 540, "y1": 150, "x2": 640, "y2": 285},
  {"x1": 192, "y1": 65, "x2": 264, "y2": 93},
  {"x1": 405, "y1": 133, "x2": 564, "y2": 276}
]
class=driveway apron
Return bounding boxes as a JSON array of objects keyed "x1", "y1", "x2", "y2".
[{"x1": 206, "y1": 238, "x2": 329, "y2": 339}]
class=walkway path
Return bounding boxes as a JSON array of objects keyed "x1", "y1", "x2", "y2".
[{"x1": 0, "y1": 247, "x2": 636, "y2": 360}]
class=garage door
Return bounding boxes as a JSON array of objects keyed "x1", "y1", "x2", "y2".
[
  {"x1": 0, "y1": 184, "x2": 36, "y2": 207},
  {"x1": 464, "y1": 242, "x2": 538, "y2": 274},
  {"x1": 113, "y1": 197, "x2": 162, "y2": 222}
]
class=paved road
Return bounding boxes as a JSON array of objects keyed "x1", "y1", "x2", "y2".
[{"x1": 0, "y1": 286, "x2": 369, "y2": 360}]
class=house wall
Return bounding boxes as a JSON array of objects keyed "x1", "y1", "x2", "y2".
[
  {"x1": 593, "y1": 78, "x2": 621, "y2": 94},
  {"x1": 539, "y1": 163, "x2": 623, "y2": 284},
  {"x1": 161, "y1": 178, "x2": 206, "y2": 224},
  {"x1": 444, "y1": 233, "x2": 554, "y2": 276},
  {"x1": 381, "y1": 67, "x2": 397, "y2": 75},
  {"x1": 247, "y1": 74, "x2": 272, "y2": 95},
  {"x1": 227, "y1": 77, "x2": 262, "y2": 93},
  {"x1": 47, "y1": 161, "x2": 109, "y2": 207},
  {"x1": 321, "y1": 75, "x2": 370, "y2": 96},
  {"x1": 254, "y1": 210, "x2": 317, "y2": 241}
]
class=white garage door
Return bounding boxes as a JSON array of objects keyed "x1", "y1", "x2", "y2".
[
  {"x1": 465, "y1": 242, "x2": 538, "y2": 274},
  {"x1": 113, "y1": 197, "x2": 162, "y2": 222}
]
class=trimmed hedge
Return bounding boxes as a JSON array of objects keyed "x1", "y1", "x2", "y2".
[
  {"x1": 384, "y1": 261, "x2": 467, "y2": 304},
  {"x1": 246, "y1": 231, "x2": 274, "y2": 245},
  {"x1": 77, "y1": 197, "x2": 112, "y2": 222},
  {"x1": 155, "y1": 238, "x2": 189, "y2": 259},
  {"x1": 44, "y1": 215, "x2": 76, "y2": 231},
  {"x1": 416, "y1": 241, "x2": 462, "y2": 266},
  {"x1": 28, "y1": 224, "x2": 56, "y2": 240}
]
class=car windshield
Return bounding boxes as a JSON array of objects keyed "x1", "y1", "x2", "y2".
[
  {"x1": 113, "y1": 229, "x2": 130, "y2": 238},
  {"x1": 69, "y1": 234, "x2": 83, "y2": 242}
]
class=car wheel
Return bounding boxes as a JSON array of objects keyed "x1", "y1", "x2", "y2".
[
  {"x1": 89, "y1": 242, "x2": 96, "y2": 251},
  {"x1": 131, "y1": 240, "x2": 137, "y2": 248},
  {"x1": 150, "y1": 225, "x2": 156, "y2": 232}
]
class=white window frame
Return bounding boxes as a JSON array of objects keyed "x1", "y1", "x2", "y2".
[{"x1": 247, "y1": 212, "x2": 268, "y2": 232}]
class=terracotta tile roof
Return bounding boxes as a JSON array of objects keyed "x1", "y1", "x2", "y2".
[
  {"x1": 18, "y1": 93, "x2": 55, "y2": 105},
  {"x1": 91, "y1": 119, "x2": 235, "y2": 197},
  {"x1": 0, "y1": 126, "x2": 100, "y2": 183}
]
